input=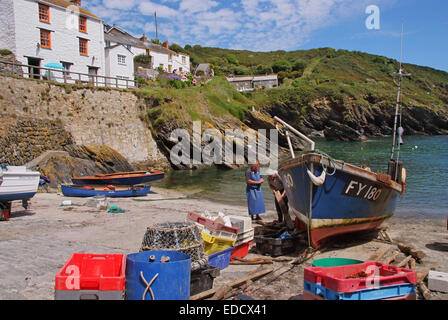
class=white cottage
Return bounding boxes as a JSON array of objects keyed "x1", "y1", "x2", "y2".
[
  {"x1": 104, "y1": 25, "x2": 191, "y2": 77},
  {"x1": 0, "y1": 0, "x2": 105, "y2": 80}
]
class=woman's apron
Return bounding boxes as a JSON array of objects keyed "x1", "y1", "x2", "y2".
[{"x1": 246, "y1": 171, "x2": 266, "y2": 215}]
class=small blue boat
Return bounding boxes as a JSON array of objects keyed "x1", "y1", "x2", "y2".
[
  {"x1": 71, "y1": 170, "x2": 164, "y2": 186},
  {"x1": 61, "y1": 185, "x2": 151, "y2": 198}
]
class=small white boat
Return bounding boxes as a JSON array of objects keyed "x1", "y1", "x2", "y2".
[{"x1": 0, "y1": 165, "x2": 40, "y2": 208}]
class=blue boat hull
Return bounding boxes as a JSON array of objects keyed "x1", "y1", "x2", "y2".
[
  {"x1": 0, "y1": 192, "x2": 37, "y2": 202},
  {"x1": 278, "y1": 153, "x2": 403, "y2": 247},
  {"x1": 61, "y1": 185, "x2": 151, "y2": 198}
]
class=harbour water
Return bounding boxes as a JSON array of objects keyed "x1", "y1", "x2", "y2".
[{"x1": 153, "y1": 135, "x2": 448, "y2": 219}]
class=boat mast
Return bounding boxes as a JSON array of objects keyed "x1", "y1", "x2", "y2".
[{"x1": 390, "y1": 24, "x2": 410, "y2": 163}]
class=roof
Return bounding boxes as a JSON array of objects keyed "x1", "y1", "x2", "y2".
[
  {"x1": 105, "y1": 44, "x2": 134, "y2": 55},
  {"x1": 39, "y1": 0, "x2": 101, "y2": 20},
  {"x1": 104, "y1": 27, "x2": 176, "y2": 55},
  {"x1": 195, "y1": 63, "x2": 211, "y2": 72},
  {"x1": 227, "y1": 74, "x2": 278, "y2": 82}
]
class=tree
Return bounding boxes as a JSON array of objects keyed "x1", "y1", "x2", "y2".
[
  {"x1": 225, "y1": 54, "x2": 239, "y2": 65},
  {"x1": 254, "y1": 64, "x2": 273, "y2": 75},
  {"x1": 184, "y1": 44, "x2": 192, "y2": 50},
  {"x1": 169, "y1": 43, "x2": 187, "y2": 54},
  {"x1": 292, "y1": 60, "x2": 306, "y2": 73},
  {"x1": 272, "y1": 60, "x2": 292, "y2": 73}
]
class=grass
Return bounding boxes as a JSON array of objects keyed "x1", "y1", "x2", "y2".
[{"x1": 138, "y1": 77, "x2": 252, "y2": 131}]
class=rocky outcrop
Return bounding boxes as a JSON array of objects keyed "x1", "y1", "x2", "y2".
[
  {"x1": 26, "y1": 145, "x2": 135, "y2": 190},
  {"x1": 264, "y1": 98, "x2": 448, "y2": 142}
]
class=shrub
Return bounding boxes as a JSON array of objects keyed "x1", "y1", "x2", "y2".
[
  {"x1": 169, "y1": 43, "x2": 188, "y2": 54},
  {"x1": 272, "y1": 60, "x2": 292, "y2": 73},
  {"x1": 254, "y1": 64, "x2": 273, "y2": 75},
  {"x1": 134, "y1": 54, "x2": 151, "y2": 64},
  {"x1": 0, "y1": 49, "x2": 12, "y2": 56},
  {"x1": 292, "y1": 60, "x2": 306, "y2": 73},
  {"x1": 225, "y1": 54, "x2": 239, "y2": 65}
]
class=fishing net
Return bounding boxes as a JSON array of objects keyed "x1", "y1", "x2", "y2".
[{"x1": 140, "y1": 222, "x2": 208, "y2": 271}]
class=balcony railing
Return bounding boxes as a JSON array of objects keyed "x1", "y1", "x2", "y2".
[{"x1": 0, "y1": 60, "x2": 138, "y2": 89}]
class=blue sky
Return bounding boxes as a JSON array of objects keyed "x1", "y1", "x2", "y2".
[{"x1": 84, "y1": 0, "x2": 448, "y2": 72}]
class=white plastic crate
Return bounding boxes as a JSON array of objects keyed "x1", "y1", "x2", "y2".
[
  {"x1": 198, "y1": 224, "x2": 238, "y2": 242},
  {"x1": 235, "y1": 228, "x2": 254, "y2": 246},
  {"x1": 228, "y1": 215, "x2": 253, "y2": 234}
]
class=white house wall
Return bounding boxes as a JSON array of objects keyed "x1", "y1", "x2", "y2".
[
  {"x1": 12, "y1": 0, "x2": 105, "y2": 77},
  {"x1": 105, "y1": 45, "x2": 134, "y2": 86},
  {"x1": 0, "y1": 0, "x2": 17, "y2": 54}
]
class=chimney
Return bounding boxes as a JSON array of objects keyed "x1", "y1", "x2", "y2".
[
  {"x1": 163, "y1": 40, "x2": 169, "y2": 49},
  {"x1": 70, "y1": 0, "x2": 81, "y2": 6},
  {"x1": 140, "y1": 34, "x2": 148, "y2": 42}
]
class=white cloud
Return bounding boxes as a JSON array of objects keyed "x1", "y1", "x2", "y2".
[{"x1": 84, "y1": 0, "x2": 397, "y2": 51}]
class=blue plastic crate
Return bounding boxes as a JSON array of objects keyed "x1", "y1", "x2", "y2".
[
  {"x1": 208, "y1": 247, "x2": 234, "y2": 270},
  {"x1": 304, "y1": 280, "x2": 416, "y2": 300}
]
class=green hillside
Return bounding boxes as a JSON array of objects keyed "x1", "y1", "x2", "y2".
[{"x1": 184, "y1": 46, "x2": 448, "y2": 112}]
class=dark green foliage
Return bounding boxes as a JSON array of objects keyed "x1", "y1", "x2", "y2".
[
  {"x1": 225, "y1": 54, "x2": 239, "y2": 65},
  {"x1": 0, "y1": 49, "x2": 13, "y2": 56},
  {"x1": 272, "y1": 60, "x2": 292, "y2": 73},
  {"x1": 134, "y1": 54, "x2": 151, "y2": 64},
  {"x1": 169, "y1": 43, "x2": 188, "y2": 54}
]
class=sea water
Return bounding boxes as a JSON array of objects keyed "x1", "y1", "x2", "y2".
[{"x1": 153, "y1": 135, "x2": 448, "y2": 219}]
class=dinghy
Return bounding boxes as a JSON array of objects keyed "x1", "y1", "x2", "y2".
[
  {"x1": 61, "y1": 185, "x2": 151, "y2": 198},
  {"x1": 71, "y1": 170, "x2": 164, "y2": 186}
]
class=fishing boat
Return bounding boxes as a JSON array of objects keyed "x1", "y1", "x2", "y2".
[
  {"x1": 275, "y1": 28, "x2": 408, "y2": 248},
  {"x1": 0, "y1": 165, "x2": 41, "y2": 218},
  {"x1": 71, "y1": 170, "x2": 165, "y2": 186},
  {"x1": 61, "y1": 185, "x2": 151, "y2": 198}
]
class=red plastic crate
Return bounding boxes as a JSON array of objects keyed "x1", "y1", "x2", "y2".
[
  {"x1": 302, "y1": 290, "x2": 416, "y2": 300},
  {"x1": 188, "y1": 212, "x2": 239, "y2": 234},
  {"x1": 304, "y1": 261, "x2": 417, "y2": 293},
  {"x1": 55, "y1": 254, "x2": 126, "y2": 291},
  {"x1": 230, "y1": 241, "x2": 252, "y2": 261}
]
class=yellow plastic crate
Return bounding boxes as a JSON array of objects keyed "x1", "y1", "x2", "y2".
[{"x1": 201, "y1": 231, "x2": 236, "y2": 256}]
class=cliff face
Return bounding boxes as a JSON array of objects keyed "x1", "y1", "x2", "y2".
[{"x1": 264, "y1": 97, "x2": 448, "y2": 142}]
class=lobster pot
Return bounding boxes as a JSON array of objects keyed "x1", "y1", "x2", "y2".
[{"x1": 140, "y1": 222, "x2": 208, "y2": 272}]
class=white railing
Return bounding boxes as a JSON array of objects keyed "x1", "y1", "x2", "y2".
[{"x1": 0, "y1": 60, "x2": 138, "y2": 89}]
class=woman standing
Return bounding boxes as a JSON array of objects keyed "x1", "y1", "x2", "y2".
[{"x1": 245, "y1": 161, "x2": 266, "y2": 221}]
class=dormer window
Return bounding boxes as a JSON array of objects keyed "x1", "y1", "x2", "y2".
[
  {"x1": 39, "y1": 4, "x2": 50, "y2": 23},
  {"x1": 79, "y1": 16, "x2": 87, "y2": 33}
]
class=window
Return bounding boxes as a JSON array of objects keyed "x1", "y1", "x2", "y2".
[
  {"x1": 182, "y1": 56, "x2": 186, "y2": 64},
  {"x1": 118, "y1": 55, "x2": 126, "y2": 64},
  {"x1": 39, "y1": 4, "x2": 50, "y2": 23},
  {"x1": 79, "y1": 16, "x2": 87, "y2": 33},
  {"x1": 40, "y1": 29, "x2": 51, "y2": 49},
  {"x1": 168, "y1": 54, "x2": 173, "y2": 62},
  {"x1": 79, "y1": 38, "x2": 88, "y2": 56}
]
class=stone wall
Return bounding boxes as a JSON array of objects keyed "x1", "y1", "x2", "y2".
[
  {"x1": 0, "y1": 74, "x2": 168, "y2": 168},
  {"x1": 0, "y1": 118, "x2": 72, "y2": 165}
]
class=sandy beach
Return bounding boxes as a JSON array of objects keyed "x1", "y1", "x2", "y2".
[{"x1": 0, "y1": 187, "x2": 447, "y2": 300}]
